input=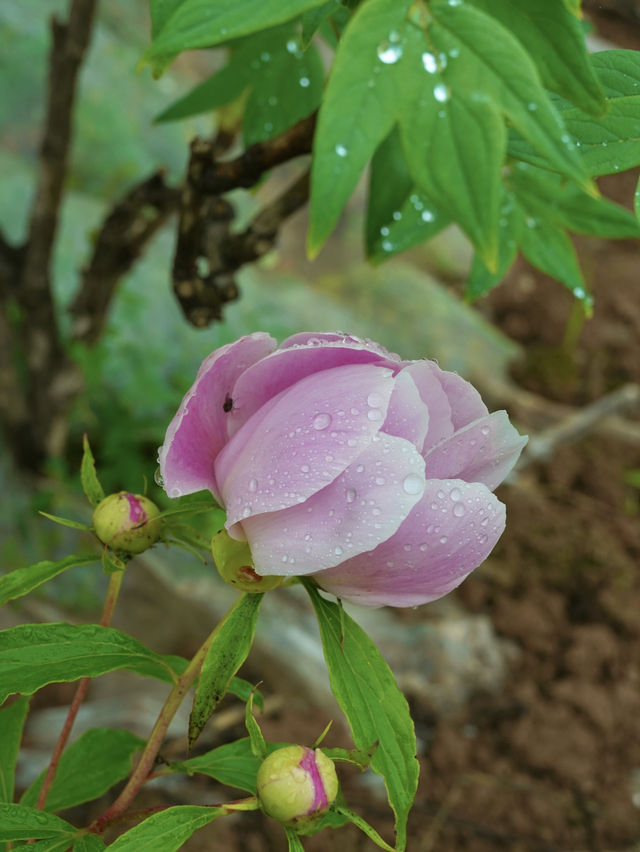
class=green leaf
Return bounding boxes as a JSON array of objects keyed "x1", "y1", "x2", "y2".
[
  {"x1": 243, "y1": 35, "x2": 323, "y2": 146},
  {"x1": 365, "y1": 127, "x2": 413, "y2": 256},
  {"x1": 301, "y1": 0, "x2": 340, "y2": 45},
  {"x1": 519, "y1": 217, "x2": 592, "y2": 309},
  {"x1": 153, "y1": 500, "x2": 220, "y2": 521},
  {"x1": 334, "y1": 805, "x2": 396, "y2": 851},
  {"x1": 467, "y1": 0, "x2": 605, "y2": 114},
  {"x1": 508, "y1": 163, "x2": 640, "y2": 238},
  {"x1": 0, "y1": 697, "x2": 29, "y2": 803},
  {"x1": 244, "y1": 691, "x2": 267, "y2": 760},
  {"x1": 38, "y1": 512, "x2": 92, "y2": 532},
  {"x1": 144, "y1": 0, "x2": 329, "y2": 72},
  {"x1": 228, "y1": 677, "x2": 264, "y2": 711},
  {"x1": 71, "y1": 835, "x2": 106, "y2": 852},
  {"x1": 303, "y1": 583, "x2": 418, "y2": 852},
  {"x1": 323, "y1": 743, "x2": 377, "y2": 770},
  {"x1": 106, "y1": 805, "x2": 227, "y2": 852},
  {"x1": 155, "y1": 57, "x2": 251, "y2": 123},
  {"x1": 0, "y1": 554, "x2": 99, "y2": 607},
  {"x1": 189, "y1": 593, "x2": 263, "y2": 748},
  {"x1": 401, "y1": 83, "x2": 505, "y2": 267},
  {"x1": 308, "y1": 0, "x2": 414, "y2": 255},
  {"x1": 12, "y1": 835, "x2": 101, "y2": 852},
  {"x1": 0, "y1": 624, "x2": 187, "y2": 703},
  {"x1": 509, "y1": 52, "x2": 640, "y2": 177},
  {"x1": 172, "y1": 737, "x2": 265, "y2": 793},
  {"x1": 427, "y1": 0, "x2": 592, "y2": 192},
  {"x1": 21, "y1": 728, "x2": 145, "y2": 813},
  {"x1": 81, "y1": 435, "x2": 105, "y2": 507},
  {"x1": 0, "y1": 804, "x2": 75, "y2": 841}
]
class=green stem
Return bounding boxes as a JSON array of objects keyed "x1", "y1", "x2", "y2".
[
  {"x1": 35, "y1": 569, "x2": 125, "y2": 810},
  {"x1": 90, "y1": 593, "x2": 250, "y2": 833}
]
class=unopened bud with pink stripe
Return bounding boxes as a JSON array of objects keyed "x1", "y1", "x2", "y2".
[
  {"x1": 257, "y1": 745, "x2": 338, "y2": 828},
  {"x1": 93, "y1": 492, "x2": 161, "y2": 554}
]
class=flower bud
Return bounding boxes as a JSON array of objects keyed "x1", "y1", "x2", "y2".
[
  {"x1": 93, "y1": 492, "x2": 161, "y2": 554},
  {"x1": 257, "y1": 745, "x2": 338, "y2": 829},
  {"x1": 212, "y1": 530, "x2": 284, "y2": 593}
]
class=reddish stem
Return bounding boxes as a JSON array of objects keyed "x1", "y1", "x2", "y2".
[
  {"x1": 35, "y1": 569, "x2": 125, "y2": 810},
  {"x1": 89, "y1": 594, "x2": 250, "y2": 834}
]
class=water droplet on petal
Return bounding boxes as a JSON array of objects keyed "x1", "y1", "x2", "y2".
[
  {"x1": 450, "y1": 487, "x2": 462, "y2": 502},
  {"x1": 367, "y1": 408, "x2": 383, "y2": 421},
  {"x1": 367, "y1": 391, "x2": 384, "y2": 407},
  {"x1": 169, "y1": 487, "x2": 182, "y2": 498},
  {"x1": 453, "y1": 503, "x2": 465, "y2": 517},
  {"x1": 334, "y1": 545, "x2": 343, "y2": 556},
  {"x1": 313, "y1": 413, "x2": 332, "y2": 430},
  {"x1": 439, "y1": 535, "x2": 448, "y2": 544},
  {"x1": 346, "y1": 488, "x2": 356, "y2": 503},
  {"x1": 154, "y1": 466, "x2": 164, "y2": 487},
  {"x1": 403, "y1": 473, "x2": 424, "y2": 495},
  {"x1": 249, "y1": 477, "x2": 258, "y2": 492},
  {"x1": 480, "y1": 425, "x2": 490, "y2": 436}
]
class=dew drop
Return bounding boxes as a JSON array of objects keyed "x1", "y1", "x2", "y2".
[
  {"x1": 248, "y1": 477, "x2": 258, "y2": 492},
  {"x1": 403, "y1": 543, "x2": 412, "y2": 552},
  {"x1": 419, "y1": 543, "x2": 429, "y2": 552},
  {"x1": 313, "y1": 413, "x2": 332, "y2": 430},
  {"x1": 367, "y1": 408, "x2": 383, "y2": 421},
  {"x1": 421, "y1": 52, "x2": 437, "y2": 73},
  {"x1": 439, "y1": 535, "x2": 448, "y2": 544},
  {"x1": 242, "y1": 505, "x2": 252, "y2": 518},
  {"x1": 377, "y1": 42, "x2": 403, "y2": 64},
  {"x1": 480, "y1": 516, "x2": 489, "y2": 527},
  {"x1": 433, "y1": 83, "x2": 450, "y2": 102},
  {"x1": 300, "y1": 465, "x2": 310, "y2": 473},
  {"x1": 335, "y1": 144, "x2": 348, "y2": 158},
  {"x1": 480, "y1": 425, "x2": 490, "y2": 436},
  {"x1": 334, "y1": 545, "x2": 344, "y2": 556},
  {"x1": 356, "y1": 464, "x2": 365, "y2": 473},
  {"x1": 299, "y1": 76, "x2": 310, "y2": 87},
  {"x1": 403, "y1": 472, "x2": 424, "y2": 495},
  {"x1": 375, "y1": 476, "x2": 386, "y2": 485},
  {"x1": 346, "y1": 488, "x2": 357, "y2": 503},
  {"x1": 421, "y1": 210, "x2": 435, "y2": 222},
  {"x1": 450, "y1": 487, "x2": 462, "y2": 502},
  {"x1": 453, "y1": 503, "x2": 465, "y2": 517},
  {"x1": 169, "y1": 486, "x2": 182, "y2": 498},
  {"x1": 154, "y1": 466, "x2": 164, "y2": 487}
]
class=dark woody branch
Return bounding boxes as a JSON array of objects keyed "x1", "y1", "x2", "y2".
[
  {"x1": 172, "y1": 115, "x2": 316, "y2": 327},
  {"x1": 70, "y1": 171, "x2": 180, "y2": 345}
]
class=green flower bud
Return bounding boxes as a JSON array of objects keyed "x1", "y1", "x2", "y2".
[
  {"x1": 257, "y1": 745, "x2": 339, "y2": 829},
  {"x1": 93, "y1": 492, "x2": 161, "y2": 554},
  {"x1": 212, "y1": 529, "x2": 284, "y2": 593}
]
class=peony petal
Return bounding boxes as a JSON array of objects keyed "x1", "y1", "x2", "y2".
[
  {"x1": 430, "y1": 363, "x2": 488, "y2": 430},
  {"x1": 314, "y1": 479, "x2": 505, "y2": 607},
  {"x1": 159, "y1": 333, "x2": 276, "y2": 500},
  {"x1": 238, "y1": 433, "x2": 427, "y2": 576},
  {"x1": 381, "y1": 368, "x2": 429, "y2": 448},
  {"x1": 226, "y1": 341, "x2": 394, "y2": 438},
  {"x1": 402, "y1": 361, "x2": 454, "y2": 454},
  {"x1": 217, "y1": 363, "x2": 398, "y2": 526},
  {"x1": 280, "y1": 332, "x2": 401, "y2": 362},
  {"x1": 424, "y1": 411, "x2": 528, "y2": 491}
]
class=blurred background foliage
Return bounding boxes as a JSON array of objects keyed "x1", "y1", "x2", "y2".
[{"x1": 0, "y1": 1, "x2": 517, "y2": 578}]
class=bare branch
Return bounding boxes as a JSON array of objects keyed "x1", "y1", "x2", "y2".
[
  {"x1": 70, "y1": 171, "x2": 180, "y2": 345},
  {"x1": 190, "y1": 112, "x2": 316, "y2": 195}
]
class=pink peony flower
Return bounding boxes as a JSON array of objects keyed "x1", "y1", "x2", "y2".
[{"x1": 159, "y1": 332, "x2": 527, "y2": 607}]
